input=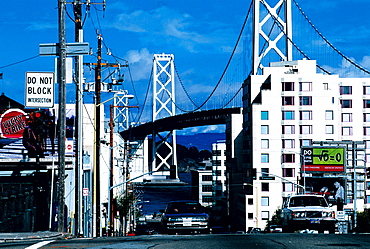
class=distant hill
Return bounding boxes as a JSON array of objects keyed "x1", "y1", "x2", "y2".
[{"x1": 176, "y1": 133, "x2": 225, "y2": 151}]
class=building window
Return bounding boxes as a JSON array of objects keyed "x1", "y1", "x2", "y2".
[
  {"x1": 282, "y1": 111, "x2": 295, "y2": 120},
  {"x1": 326, "y1": 125, "x2": 334, "y2": 134},
  {"x1": 203, "y1": 196, "x2": 213, "y2": 203},
  {"x1": 261, "y1": 168, "x2": 269, "y2": 175},
  {"x1": 299, "y1": 82, "x2": 312, "y2": 91},
  {"x1": 300, "y1": 125, "x2": 312, "y2": 134},
  {"x1": 282, "y1": 96, "x2": 294, "y2": 106},
  {"x1": 261, "y1": 183, "x2": 269, "y2": 191},
  {"x1": 323, "y1": 83, "x2": 329, "y2": 90},
  {"x1": 261, "y1": 154, "x2": 269, "y2": 163},
  {"x1": 282, "y1": 125, "x2": 295, "y2": 134},
  {"x1": 212, "y1": 150, "x2": 222, "y2": 156},
  {"x1": 365, "y1": 114, "x2": 370, "y2": 122},
  {"x1": 261, "y1": 197, "x2": 269, "y2": 206},
  {"x1": 340, "y1": 86, "x2": 352, "y2": 95},
  {"x1": 366, "y1": 140, "x2": 370, "y2": 149},
  {"x1": 261, "y1": 139, "x2": 269, "y2": 149},
  {"x1": 282, "y1": 139, "x2": 295, "y2": 149},
  {"x1": 282, "y1": 154, "x2": 295, "y2": 163},
  {"x1": 341, "y1": 100, "x2": 352, "y2": 108},
  {"x1": 342, "y1": 113, "x2": 353, "y2": 122},
  {"x1": 213, "y1": 160, "x2": 222, "y2": 166},
  {"x1": 342, "y1": 127, "x2": 353, "y2": 136},
  {"x1": 202, "y1": 185, "x2": 213, "y2": 192},
  {"x1": 300, "y1": 110, "x2": 312, "y2": 120},
  {"x1": 364, "y1": 127, "x2": 370, "y2": 136},
  {"x1": 202, "y1": 175, "x2": 212, "y2": 181},
  {"x1": 261, "y1": 125, "x2": 269, "y2": 134},
  {"x1": 299, "y1": 96, "x2": 312, "y2": 106},
  {"x1": 214, "y1": 170, "x2": 222, "y2": 176},
  {"x1": 366, "y1": 154, "x2": 370, "y2": 163},
  {"x1": 325, "y1": 110, "x2": 334, "y2": 120},
  {"x1": 261, "y1": 211, "x2": 270, "y2": 220},
  {"x1": 248, "y1": 213, "x2": 253, "y2": 219},
  {"x1": 283, "y1": 183, "x2": 295, "y2": 192},
  {"x1": 282, "y1": 82, "x2": 294, "y2": 91},
  {"x1": 261, "y1": 111, "x2": 269, "y2": 120},
  {"x1": 283, "y1": 168, "x2": 295, "y2": 177},
  {"x1": 300, "y1": 139, "x2": 312, "y2": 147},
  {"x1": 364, "y1": 100, "x2": 370, "y2": 108},
  {"x1": 364, "y1": 86, "x2": 370, "y2": 95}
]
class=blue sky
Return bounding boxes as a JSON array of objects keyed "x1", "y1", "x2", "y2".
[{"x1": 0, "y1": 0, "x2": 370, "y2": 133}]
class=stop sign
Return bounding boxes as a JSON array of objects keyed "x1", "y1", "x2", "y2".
[{"x1": 0, "y1": 109, "x2": 27, "y2": 139}]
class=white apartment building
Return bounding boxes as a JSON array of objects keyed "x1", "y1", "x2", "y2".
[
  {"x1": 191, "y1": 160, "x2": 213, "y2": 207},
  {"x1": 212, "y1": 141, "x2": 227, "y2": 203},
  {"x1": 240, "y1": 59, "x2": 370, "y2": 231}
]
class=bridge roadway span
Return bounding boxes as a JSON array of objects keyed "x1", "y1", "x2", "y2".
[{"x1": 120, "y1": 107, "x2": 242, "y2": 140}]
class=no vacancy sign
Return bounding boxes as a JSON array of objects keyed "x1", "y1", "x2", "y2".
[{"x1": 25, "y1": 72, "x2": 55, "y2": 108}]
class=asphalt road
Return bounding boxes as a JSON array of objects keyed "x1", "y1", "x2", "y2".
[{"x1": 4, "y1": 233, "x2": 370, "y2": 249}]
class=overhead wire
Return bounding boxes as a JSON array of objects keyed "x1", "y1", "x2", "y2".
[
  {"x1": 175, "y1": 0, "x2": 254, "y2": 113},
  {"x1": 292, "y1": 0, "x2": 370, "y2": 75},
  {"x1": 0, "y1": 55, "x2": 39, "y2": 69}
]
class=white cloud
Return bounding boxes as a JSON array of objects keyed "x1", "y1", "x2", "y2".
[
  {"x1": 109, "y1": 6, "x2": 236, "y2": 54},
  {"x1": 125, "y1": 48, "x2": 152, "y2": 81}
]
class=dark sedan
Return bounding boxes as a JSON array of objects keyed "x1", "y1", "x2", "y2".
[{"x1": 161, "y1": 200, "x2": 210, "y2": 234}]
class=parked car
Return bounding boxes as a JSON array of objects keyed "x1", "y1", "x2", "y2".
[
  {"x1": 161, "y1": 200, "x2": 210, "y2": 234},
  {"x1": 268, "y1": 225, "x2": 282, "y2": 233},
  {"x1": 247, "y1": 227, "x2": 261, "y2": 234},
  {"x1": 281, "y1": 194, "x2": 337, "y2": 233}
]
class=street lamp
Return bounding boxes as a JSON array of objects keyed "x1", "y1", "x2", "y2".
[
  {"x1": 244, "y1": 183, "x2": 258, "y2": 228},
  {"x1": 284, "y1": 150, "x2": 306, "y2": 194}
]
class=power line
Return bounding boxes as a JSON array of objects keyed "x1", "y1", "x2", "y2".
[{"x1": 0, "y1": 55, "x2": 39, "y2": 69}]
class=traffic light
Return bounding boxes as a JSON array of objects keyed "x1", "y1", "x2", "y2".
[{"x1": 252, "y1": 168, "x2": 257, "y2": 180}]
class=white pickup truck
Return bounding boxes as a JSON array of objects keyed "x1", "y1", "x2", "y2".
[{"x1": 281, "y1": 194, "x2": 337, "y2": 233}]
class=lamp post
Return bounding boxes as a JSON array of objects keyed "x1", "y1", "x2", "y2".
[
  {"x1": 285, "y1": 150, "x2": 306, "y2": 194},
  {"x1": 244, "y1": 183, "x2": 258, "y2": 228}
]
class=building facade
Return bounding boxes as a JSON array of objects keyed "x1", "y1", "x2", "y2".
[{"x1": 241, "y1": 59, "x2": 370, "y2": 231}]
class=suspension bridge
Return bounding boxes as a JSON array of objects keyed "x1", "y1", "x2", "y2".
[{"x1": 118, "y1": 0, "x2": 370, "y2": 182}]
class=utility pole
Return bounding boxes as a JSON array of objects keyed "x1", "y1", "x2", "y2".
[
  {"x1": 109, "y1": 105, "x2": 114, "y2": 236},
  {"x1": 74, "y1": 0, "x2": 83, "y2": 237},
  {"x1": 57, "y1": 0, "x2": 67, "y2": 233},
  {"x1": 94, "y1": 33, "x2": 103, "y2": 237}
]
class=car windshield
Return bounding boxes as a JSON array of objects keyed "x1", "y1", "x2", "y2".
[
  {"x1": 289, "y1": 196, "x2": 328, "y2": 207},
  {"x1": 166, "y1": 202, "x2": 203, "y2": 214}
]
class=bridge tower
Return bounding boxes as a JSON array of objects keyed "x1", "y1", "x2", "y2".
[
  {"x1": 151, "y1": 53, "x2": 178, "y2": 179},
  {"x1": 252, "y1": 0, "x2": 292, "y2": 75}
]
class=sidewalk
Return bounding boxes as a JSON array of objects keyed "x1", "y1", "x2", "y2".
[{"x1": 0, "y1": 231, "x2": 67, "y2": 242}]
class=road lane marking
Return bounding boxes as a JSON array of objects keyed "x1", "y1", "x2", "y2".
[{"x1": 25, "y1": 240, "x2": 54, "y2": 249}]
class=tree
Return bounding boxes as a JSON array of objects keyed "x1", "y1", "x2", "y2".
[{"x1": 266, "y1": 208, "x2": 282, "y2": 229}]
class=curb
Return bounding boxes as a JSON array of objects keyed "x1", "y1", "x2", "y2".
[{"x1": 0, "y1": 232, "x2": 66, "y2": 242}]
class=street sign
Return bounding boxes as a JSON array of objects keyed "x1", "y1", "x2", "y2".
[
  {"x1": 39, "y1": 42, "x2": 90, "y2": 56},
  {"x1": 0, "y1": 109, "x2": 27, "y2": 139},
  {"x1": 65, "y1": 140, "x2": 74, "y2": 155},
  {"x1": 25, "y1": 72, "x2": 55, "y2": 108},
  {"x1": 83, "y1": 188, "x2": 89, "y2": 197}
]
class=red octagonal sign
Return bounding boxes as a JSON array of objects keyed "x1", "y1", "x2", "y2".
[{"x1": 0, "y1": 109, "x2": 27, "y2": 139}]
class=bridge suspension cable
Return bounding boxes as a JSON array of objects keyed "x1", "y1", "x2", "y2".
[
  {"x1": 174, "y1": 1, "x2": 253, "y2": 113},
  {"x1": 292, "y1": 0, "x2": 370, "y2": 75}
]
